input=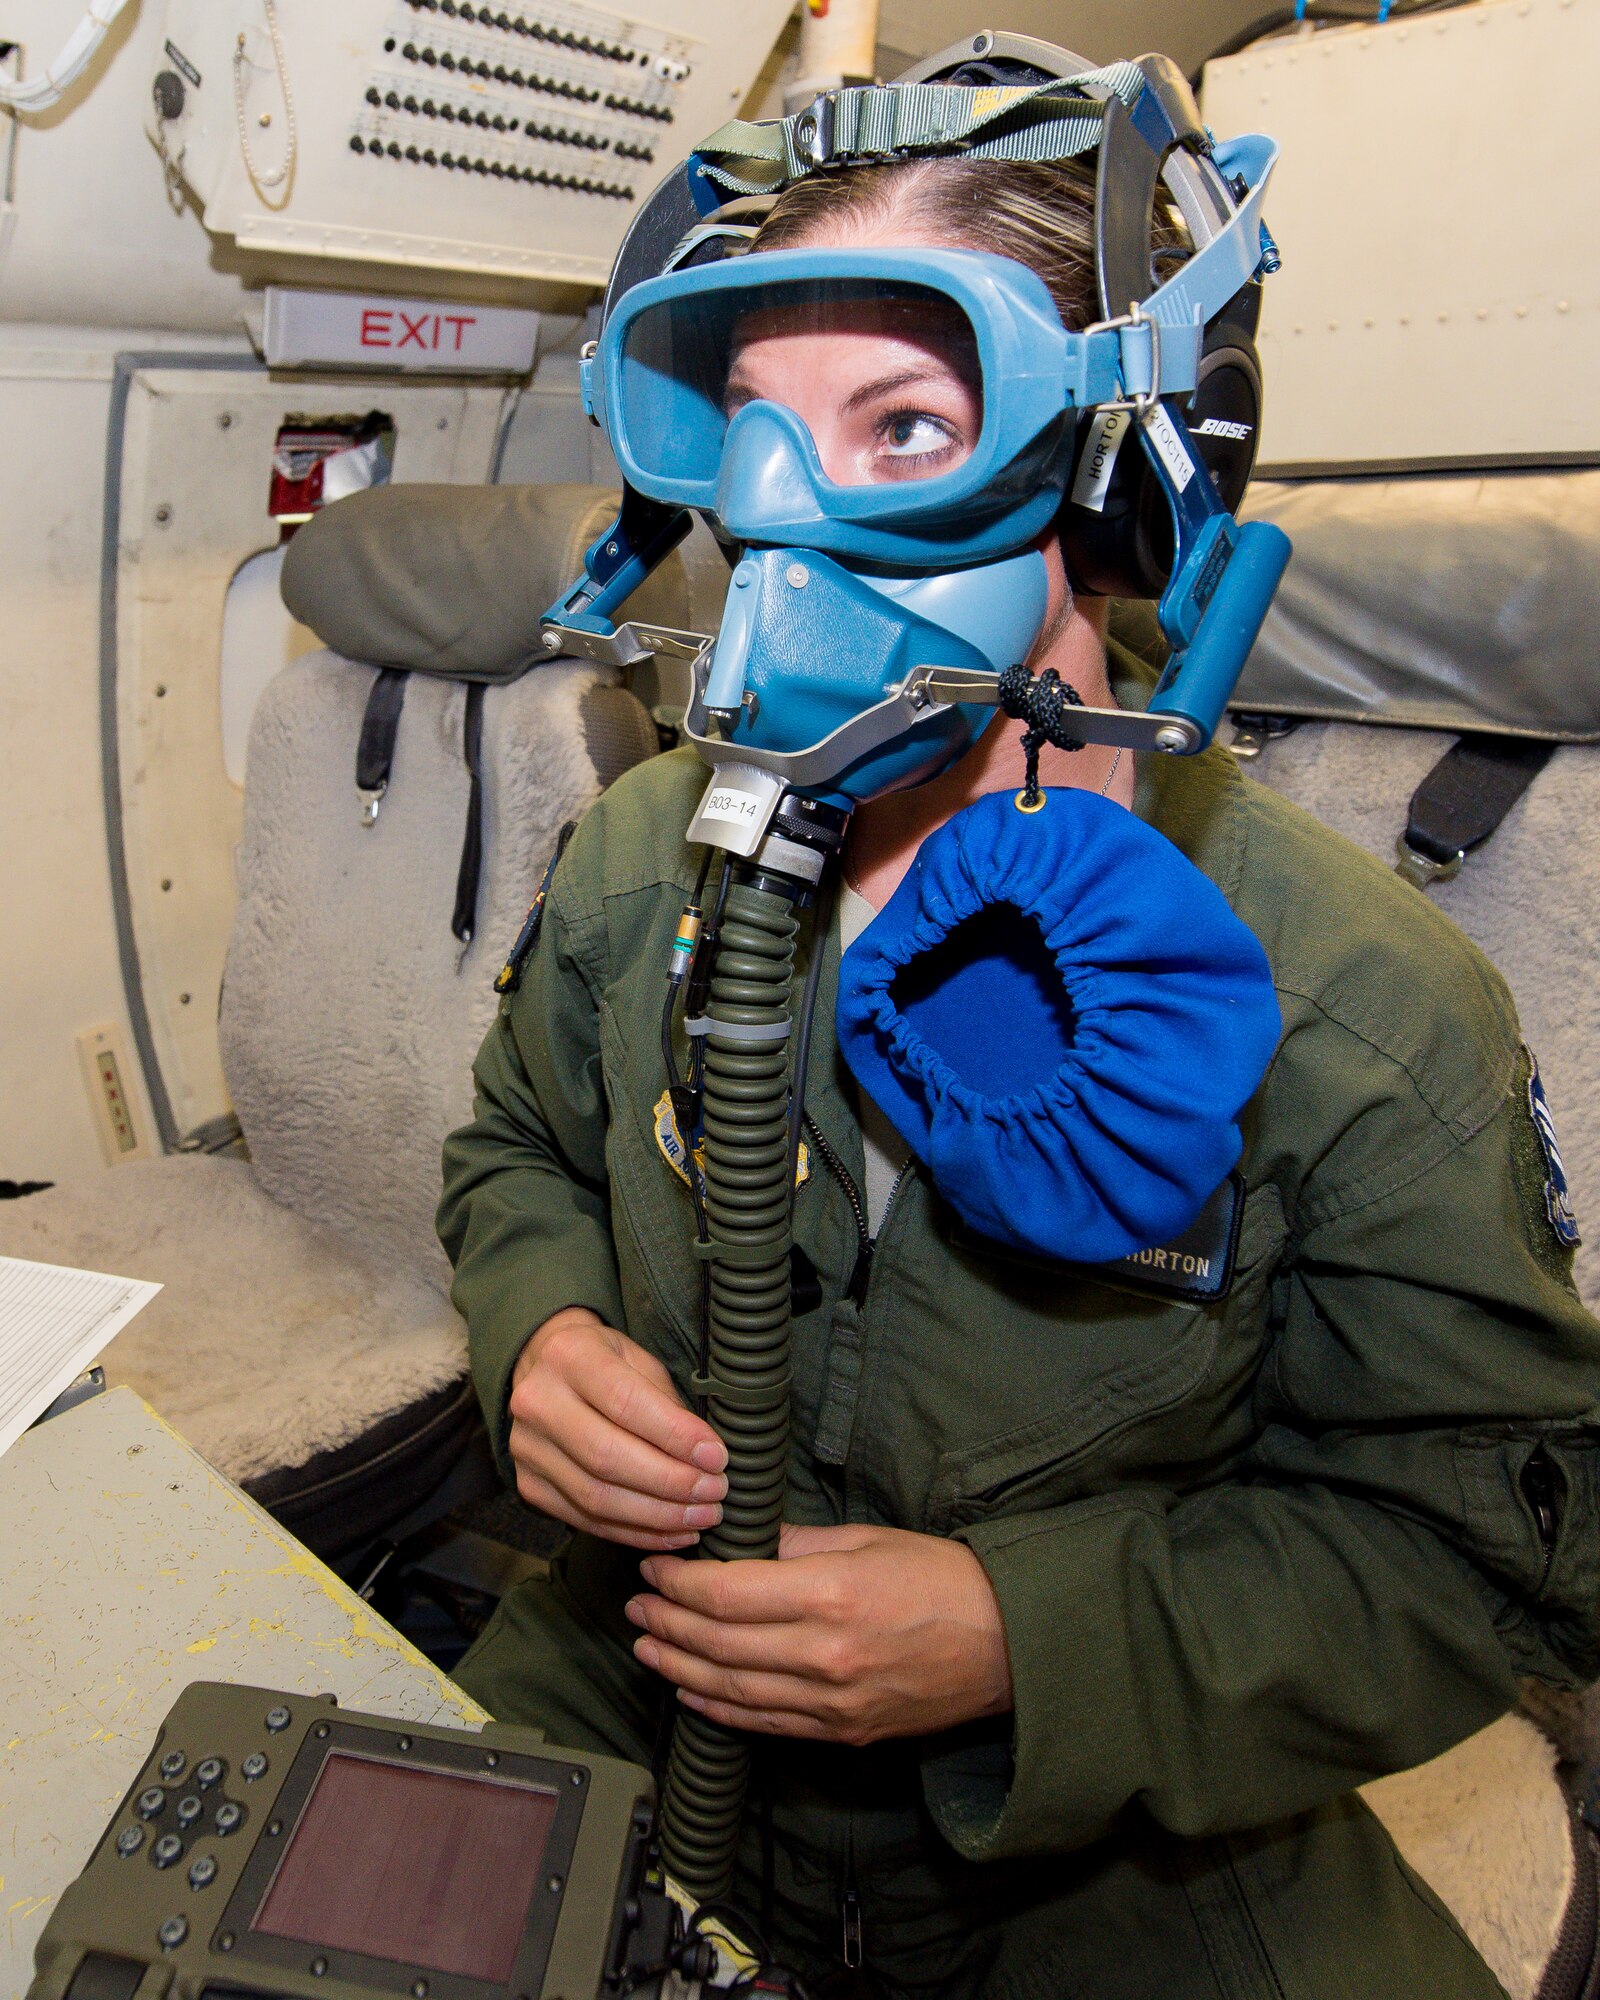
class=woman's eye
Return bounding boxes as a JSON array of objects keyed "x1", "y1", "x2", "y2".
[{"x1": 880, "y1": 413, "x2": 954, "y2": 459}]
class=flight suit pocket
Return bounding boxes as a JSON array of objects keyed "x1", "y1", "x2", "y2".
[{"x1": 923, "y1": 1183, "x2": 1288, "y2": 1536}]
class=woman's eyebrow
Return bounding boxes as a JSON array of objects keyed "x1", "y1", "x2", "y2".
[
  {"x1": 837, "y1": 364, "x2": 952, "y2": 414},
  {"x1": 722, "y1": 359, "x2": 968, "y2": 414}
]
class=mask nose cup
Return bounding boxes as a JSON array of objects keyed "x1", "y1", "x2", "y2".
[{"x1": 715, "y1": 402, "x2": 831, "y2": 546}]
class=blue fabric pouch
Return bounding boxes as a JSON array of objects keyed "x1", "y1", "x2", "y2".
[{"x1": 835, "y1": 788, "x2": 1282, "y2": 1263}]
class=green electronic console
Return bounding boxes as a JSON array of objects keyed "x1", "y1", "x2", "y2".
[{"x1": 27, "y1": 1683, "x2": 698, "y2": 2000}]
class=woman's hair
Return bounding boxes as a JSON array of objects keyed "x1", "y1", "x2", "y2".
[{"x1": 749, "y1": 155, "x2": 1185, "y2": 333}]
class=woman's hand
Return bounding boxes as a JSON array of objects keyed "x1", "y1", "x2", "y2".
[
  {"x1": 508, "y1": 1307, "x2": 728, "y2": 1552},
  {"x1": 625, "y1": 1522, "x2": 1014, "y2": 1743}
]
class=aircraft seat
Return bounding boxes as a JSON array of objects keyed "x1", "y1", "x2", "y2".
[{"x1": 0, "y1": 483, "x2": 671, "y2": 1564}]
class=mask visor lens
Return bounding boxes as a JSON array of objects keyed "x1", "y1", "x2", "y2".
[{"x1": 615, "y1": 277, "x2": 985, "y2": 492}]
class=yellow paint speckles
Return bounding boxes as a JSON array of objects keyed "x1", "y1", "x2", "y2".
[{"x1": 185, "y1": 1635, "x2": 219, "y2": 1655}]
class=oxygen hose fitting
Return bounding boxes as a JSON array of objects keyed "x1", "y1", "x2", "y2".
[{"x1": 657, "y1": 790, "x2": 847, "y2": 1904}]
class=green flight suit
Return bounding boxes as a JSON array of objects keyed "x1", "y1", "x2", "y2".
[{"x1": 438, "y1": 645, "x2": 1600, "y2": 2000}]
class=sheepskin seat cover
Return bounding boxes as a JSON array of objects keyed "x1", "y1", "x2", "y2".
[
  {"x1": 220, "y1": 651, "x2": 630, "y2": 1289},
  {"x1": 0, "y1": 1153, "x2": 463, "y2": 1486},
  {"x1": 1362, "y1": 1713, "x2": 1584, "y2": 2000},
  {"x1": 0, "y1": 651, "x2": 649, "y2": 1496}
]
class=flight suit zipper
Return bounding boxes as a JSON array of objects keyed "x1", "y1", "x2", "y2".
[
  {"x1": 842, "y1": 1886, "x2": 864, "y2": 1970},
  {"x1": 842, "y1": 1818, "x2": 864, "y2": 1970},
  {"x1": 1522, "y1": 1446, "x2": 1560, "y2": 1592},
  {"x1": 803, "y1": 1110, "x2": 911, "y2": 1297},
  {"x1": 803, "y1": 1115, "x2": 910, "y2": 1476},
  {"x1": 805, "y1": 1112, "x2": 872, "y2": 1301}
]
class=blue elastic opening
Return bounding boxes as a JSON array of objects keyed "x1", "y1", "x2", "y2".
[{"x1": 890, "y1": 903, "x2": 1075, "y2": 1094}]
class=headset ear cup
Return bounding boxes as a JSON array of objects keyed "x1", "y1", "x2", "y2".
[
  {"x1": 1059, "y1": 314, "x2": 1265, "y2": 603},
  {"x1": 1188, "y1": 331, "x2": 1263, "y2": 516},
  {"x1": 1059, "y1": 408, "x2": 1173, "y2": 600}
]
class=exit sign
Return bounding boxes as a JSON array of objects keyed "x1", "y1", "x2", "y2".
[{"x1": 263, "y1": 286, "x2": 540, "y2": 375}]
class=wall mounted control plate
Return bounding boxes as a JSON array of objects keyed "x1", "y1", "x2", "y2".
[{"x1": 147, "y1": 0, "x2": 793, "y2": 287}]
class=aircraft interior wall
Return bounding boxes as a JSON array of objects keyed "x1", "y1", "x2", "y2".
[{"x1": 3, "y1": 3, "x2": 1600, "y2": 1995}]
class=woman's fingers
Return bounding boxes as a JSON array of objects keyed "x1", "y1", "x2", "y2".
[
  {"x1": 507, "y1": 1312, "x2": 731, "y2": 1549},
  {"x1": 578, "y1": 1343, "x2": 727, "y2": 1470},
  {"x1": 533, "y1": 1318, "x2": 727, "y2": 1473},
  {"x1": 511, "y1": 1466, "x2": 703, "y2": 1554},
  {"x1": 631, "y1": 1633, "x2": 826, "y2": 1718},
  {"x1": 624, "y1": 1592, "x2": 820, "y2": 1676},
  {"x1": 513, "y1": 1423, "x2": 723, "y2": 1538},
  {"x1": 537, "y1": 1378, "x2": 726, "y2": 1507}
]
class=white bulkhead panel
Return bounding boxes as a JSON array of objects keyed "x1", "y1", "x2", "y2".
[{"x1": 1203, "y1": 0, "x2": 1599, "y2": 473}]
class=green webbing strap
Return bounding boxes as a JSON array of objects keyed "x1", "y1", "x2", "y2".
[{"x1": 694, "y1": 63, "x2": 1149, "y2": 197}]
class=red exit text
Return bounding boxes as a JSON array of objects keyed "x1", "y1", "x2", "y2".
[{"x1": 359, "y1": 309, "x2": 480, "y2": 352}]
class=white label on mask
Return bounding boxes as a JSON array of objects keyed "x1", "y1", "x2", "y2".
[
  {"x1": 1070, "y1": 408, "x2": 1131, "y2": 514},
  {"x1": 1143, "y1": 404, "x2": 1197, "y2": 494},
  {"x1": 687, "y1": 763, "x2": 788, "y2": 858},
  {"x1": 701, "y1": 788, "x2": 765, "y2": 827}
]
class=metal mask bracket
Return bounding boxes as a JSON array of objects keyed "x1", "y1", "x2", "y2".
[
  {"x1": 539, "y1": 484, "x2": 696, "y2": 656},
  {"x1": 1135, "y1": 396, "x2": 1291, "y2": 750}
]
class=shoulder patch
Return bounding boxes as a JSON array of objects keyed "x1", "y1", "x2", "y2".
[
  {"x1": 653, "y1": 1090, "x2": 810, "y2": 1192},
  {"x1": 494, "y1": 820, "x2": 577, "y2": 995},
  {"x1": 1526, "y1": 1047, "x2": 1581, "y2": 1248}
]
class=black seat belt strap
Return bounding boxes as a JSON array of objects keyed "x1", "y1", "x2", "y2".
[
  {"x1": 451, "y1": 681, "x2": 487, "y2": 945},
  {"x1": 355, "y1": 667, "x2": 408, "y2": 827},
  {"x1": 1395, "y1": 733, "x2": 1555, "y2": 889}
]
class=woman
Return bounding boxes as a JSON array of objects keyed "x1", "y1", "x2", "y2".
[{"x1": 438, "y1": 152, "x2": 1600, "y2": 1999}]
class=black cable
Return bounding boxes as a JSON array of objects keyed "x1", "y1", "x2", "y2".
[
  {"x1": 785, "y1": 857, "x2": 840, "y2": 1196},
  {"x1": 1189, "y1": 0, "x2": 1471, "y2": 82},
  {"x1": 690, "y1": 1901, "x2": 772, "y2": 1964},
  {"x1": 684, "y1": 854, "x2": 733, "y2": 1396},
  {"x1": 661, "y1": 849, "x2": 714, "y2": 1096}
]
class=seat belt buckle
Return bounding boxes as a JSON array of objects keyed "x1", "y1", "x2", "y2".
[
  {"x1": 358, "y1": 783, "x2": 386, "y2": 828},
  {"x1": 1395, "y1": 836, "x2": 1463, "y2": 889}
]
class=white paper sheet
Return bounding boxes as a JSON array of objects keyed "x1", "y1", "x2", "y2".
[{"x1": 0, "y1": 1255, "x2": 161, "y2": 1457}]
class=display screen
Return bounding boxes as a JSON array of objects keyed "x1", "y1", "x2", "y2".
[{"x1": 252, "y1": 1753, "x2": 559, "y2": 1983}]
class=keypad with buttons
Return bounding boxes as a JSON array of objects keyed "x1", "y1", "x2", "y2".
[{"x1": 120, "y1": 1739, "x2": 254, "y2": 1883}]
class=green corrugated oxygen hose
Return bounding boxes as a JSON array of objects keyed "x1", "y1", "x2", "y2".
[{"x1": 657, "y1": 878, "x2": 798, "y2": 1901}]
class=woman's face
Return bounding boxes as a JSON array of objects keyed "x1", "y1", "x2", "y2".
[{"x1": 724, "y1": 288, "x2": 983, "y2": 488}]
